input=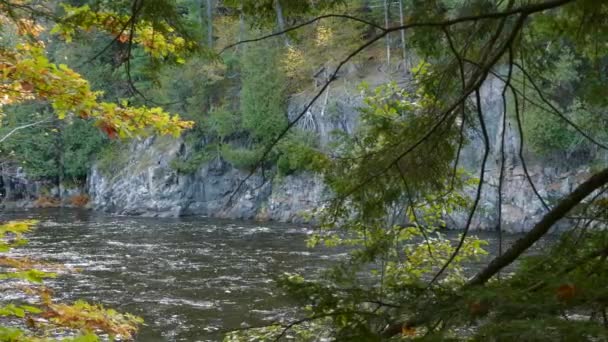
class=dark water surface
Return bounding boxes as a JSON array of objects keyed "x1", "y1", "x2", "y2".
[
  {"x1": 0, "y1": 209, "x2": 553, "y2": 341},
  {"x1": 1, "y1": 209, "x2": 345, "y2": 341}
]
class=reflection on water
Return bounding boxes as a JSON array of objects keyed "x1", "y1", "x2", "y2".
[{"x1": 0, "y1": 209, "x2": 554, "y2": 341}]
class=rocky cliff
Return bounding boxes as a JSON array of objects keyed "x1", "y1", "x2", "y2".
[
  {"x1": 88, "y1": 136, "x2": 326, "y2": 222},
  {"x1": 448, "y1": 75, "x2": 594, "y2": 232},
  {"x1": 87, "y1": 63, "x2": 371, "y2": 222},
  {"x1": 2, "y1": 66, "x2": 595, "y2": 232},
  {"x1": 0, "y1": 166, "x2": 40, "y2": 205},
  {"x1": 87, "y1": 68, "x2": 596, "y2": 232}
]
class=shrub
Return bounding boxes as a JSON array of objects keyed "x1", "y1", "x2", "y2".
[
  {"x1": 220, "y1": 144, "x2": 263, "y2": 171},
  {"x1": 96, "y1": 141, "x2": 129, "y2": 176},
  {"x1": 170, "y1": 150, "x2": 213, "y2": 174},
  {"x1": 276, "y1": 131, "x2": 320, "y2": 176},
  {"x1": 69, "y1": 194, "x2": 89, "y2": 207},
  {"x1": 34, "y1": 196, "x2": 61, "y2": 208},
  {"x1": 206, "y1": 106, "x2": 241, "y2": 141}
]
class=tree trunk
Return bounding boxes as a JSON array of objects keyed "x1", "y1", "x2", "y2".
[
  {"x1": 56, "y1": 122, "x2": 65, "y2": 200},
  {"x1": 398, "y1": 0, "x2": 407, "y2": 69},
  {"x1": 200, "y1": 0, "x2": 213, "y2": 48},
  {"x1": 384, "y1": 0, "x2": 391, "y2": 67},
  {"x1": 57, "y1": 120, "x2": 65, "y2": 200},
  {"x1": 468, "y1": 166, "x2": 608, "y2": 286},
  {"x1": 237, "y1": 0, "x2": 245, "y2": 45},
  {"x1": 274, "y1": 0, "x2": 290, "y2": 46},
  {"x1": 1, "y1": 168, "x2": 10, "y2": 201}
]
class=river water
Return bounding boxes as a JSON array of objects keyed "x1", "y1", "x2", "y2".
[{"x1": 0, "y1": 209, "x2": 553, "y2": 341}]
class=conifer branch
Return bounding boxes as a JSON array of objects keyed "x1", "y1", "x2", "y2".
[
  {"x1": 469, "y1": 166, "x2": 608, "y2": 286},
  {"x1": 225, "y1": 0, "x2": 573, "y2": 205},
  {"x1": 0, "y1": 119, "x2": 54, "y2": 144},
  {"x1": 512, "y1": 62, "x2": 608, "y2": 151}
]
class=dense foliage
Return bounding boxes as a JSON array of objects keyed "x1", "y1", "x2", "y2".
[
  {"x1": 1, "y1": 0, "x2": 608, "y2": 341},
  {"x1": 1, "y1": 103, "x2": 106, "y2": 182},
  {"x1": 0, "y1": 220, "x2": 143, "y2": 340},
  {"x1": 225, "y1": 0, "x2": 608, "y2": 340},
  {"x1": 0, "y1": 0, "x2": 196, "y2": 339}
]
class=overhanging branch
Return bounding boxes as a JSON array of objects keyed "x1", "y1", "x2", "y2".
[{"x1": 468, "y1": 166, "x2": 608, "y2": 286}]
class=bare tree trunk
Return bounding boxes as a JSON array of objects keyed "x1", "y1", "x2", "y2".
[
  {"x1": 237, "y1": 0, "x2": 245, "y2": 45},
  {"x1": 384, "y1": 0, "x2": 391, "y2": 67},
  {"x1": 200, "y1": 0, "x2": 213, "y2": 48},
  {"x1": 55, "y1": 122, "x2": 65, "y2": 200},
  {"x1": 206, "y1": 0, "x2": 214, "y2": 47},
  {"x1": 274, "y1": 0, "x2": 290, "y2": 46},
  {"x1": 398, "y1": 0, "x2": 407, "y2": 69},
  {"x1": 320, "y1": 83, "x2": 330, "y2": 117},
  {"x1": 1, "y1": 169, "x2": 10, "y2": 201}
]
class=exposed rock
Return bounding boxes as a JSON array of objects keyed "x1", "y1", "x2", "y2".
[
  {"x1": 88, "y1": 136, "x2": 328, "y2": 222},
  {"x1": 0, "y1": 166, "x2": 87, "y2": 209},
  {"x1": 448, "y1": 75, "x2": 596, "y2": 233},
  {"x1": 0, "y1": 166, "x2": 40, "y2": 204},
  {"x1": 4, "y1": 66, "x2": 600, "y2": 231},
  {"x1": 88, "y1": 73, "x2": 600, "y2": 230}
]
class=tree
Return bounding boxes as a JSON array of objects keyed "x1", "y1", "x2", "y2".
[
  {"x1": 0, "y1": 0, "x2": 198, "y2": 339},
  {"x1": 0, "y1": 1, "x2": 195, "y2": 139},
  {"x1": 223, "y1": 0, "x2": 608, "y2": 340},
  {"x1": 2, "y1": 0, "x2": 608, "y2": 340}
]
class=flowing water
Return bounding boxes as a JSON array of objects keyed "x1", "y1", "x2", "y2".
[
  {"x1": 0, "y1": 209, "x2": 345, "y2": 341},
  {"x1": 0, "y1": 209, "x2": 553, "y2": 341}
]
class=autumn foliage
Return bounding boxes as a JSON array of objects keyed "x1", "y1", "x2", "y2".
[
  {"x1": 0, "y1": 221, "x2": 143, "y2": 340},
  {"x1": 33, "y1": 196, "x2": 61, "y2": 208},
  {"x1": 69, "y1": 194, "x2": 90, "y2": 207},
  {"x1": 0, "y1": 6, "x2": 194, "y2": 139}
]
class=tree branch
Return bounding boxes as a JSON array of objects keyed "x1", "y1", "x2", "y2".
[
  {"x1": 497, "y1": 47, "x2": 515, "y2": 266},
  {"x1": 468, "y1": 166, "x2": 608, "y2": 286},
  {"x1": 383, "y1": 166, "x2": 608, "y2": 338},
  {"x1": 512, "y1": 61, "x2": 608, "y2": 151},
  {"x1": 0, "y1": 119, "x2": 54, "y2": 144},
  {"x1": 220, "y1": 14, "x2": 386, "y2": 54},
  {"x1": 428, "y1": 88, "x2": 490, "y2": 286},
  {"x1": 225, "y1": 0, "x2": 573, "y2": 205},
  {"x1": 512, "y1": 79, "x2": 551, "y2": 211}
]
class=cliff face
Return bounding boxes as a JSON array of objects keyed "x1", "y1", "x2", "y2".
[
  {"x1": 447, "y1": 75, "x2": 592, "y2": 232},
  {"x1": 88, "y1": 63, "x2": 371, "y2": 222},
  {"x1": 88, "y1": 70, "x2": 597, "y2": 232},
  {"x1": 3, "y1": 66, "x2": 593, "y2": 231},
  {"x1": 0, "y1": 166, "x2": 40, "y2": 204},
  {"x1": 87, "y1": 136, "x2": 326, "y2": 222},
  {"x1": 0, "y1": 166, "x2": 86, "y2": 209}
]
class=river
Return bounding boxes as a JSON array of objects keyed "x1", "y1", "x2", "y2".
[{"x1": 0, "y1": 209, "x2": 553, "y2": 341}]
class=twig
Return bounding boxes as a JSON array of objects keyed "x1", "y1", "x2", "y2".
[
  {"x1": 497, "y1": 47, "x2": 515, "y2": 268},
  {"x1": 513, "y1": 62, "x2": 608, "y2": 151},
  {"x1": 0, "y1": 119, "x2": 54, "y2": 144},
  {"x1": 512, "y1": 82, "x2": 550, "y2": 210},
  {"x1": 428, "y1": 88, "x2": 490, "y2": 287},
  {"x1": 220, "y1": 14, "x2": 386, "y2": 54}
]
